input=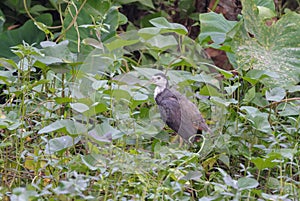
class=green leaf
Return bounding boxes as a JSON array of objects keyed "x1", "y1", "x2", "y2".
[
  {"x1": 132, "y1": 92, "x2": 148, "y2": 101},
  {"x1": 0, "y1": 70, "x2": 15, "y2": 84},
  {"x1": 0, "y1": 58, "x2": 18, "y2": 70},
  {"x1": 257, "y1": 6, "x2": 276, "y2": 19},
  {"x1": 199, "y1": 85, "x2": 222, "y2": 97},
  {"x1": 81, "y1": 154, "x2": 107, "y2": 171},
  {"x1": 243, "y1": 87, "x2": 256, "y2": 103},
  {"x1": 88, "y1": 122, "x2": 122, "y2": 141},
  {"x1": 38, "y1": 120, "x2": 66, "y2": 134},
  {"x1": 237, "y1": 177, "x2": 259, "y2": 190},
  {"x1": 266, "y1": 177, "x2": 280, "y2": 189},
  {"x1": 190, "y1": 73, "x2": 221, "y2": 89},
  {"x1": 45, "y1": 136, "x2": 80, "y2": 154},
  {"x1": 84, "y1": 102, "x2": 107, "y2": 116},
  {"x1": 138, "y1": 27, "x2": 161, "y2": 40},
  {"x1": 199, "y1": 12, "x2": 237, "y2": 45},
  {"x1": 105, "y1": 38, "x2": 139, "y2": 51},
  {"x1": 278, "y1": 104, "x2": 300, "y2": 116},
  {"x1": 70, "y1": 103, "x2": 90, "y2": 113},
  {"x1": 251, "y1": 153, "x2": 282, "y2": 170},
  {"x1": 243, "y1": 69, "x2": 279, "y2": 85},
  {"x1": 265, "y1": 87, "x2": 286, "y2": 102},
  {"x1": 101, "y1": 7, "x2": 120, "y2": 41},
  {"x1": 181, "y1": 171, "x2": 202, "y2": 181},
  {"x1": 38, "y1": 119, "x2": 87, "y2": 135},
  {"x1": 0, "y1": 14, "x2": 53, "y2": 58},
  {"x1": 240, "y1": 106, "x2": 271, "y2": 133},
  {"x1": 146, "y1": 34, "x2": 178, "y2": 50},
  {"x1": 54, "y1": 97, "x2": 73, "y2": 104},
  {"x1": 255, "y1": 0, "x2": 275, "y2": 11},
  {"x1": 116, "y1": 0, "x2": 154, "y2": 9},
  {"x1": 149, "y1": 17, "x2": 188, "y2": 35},
  {"x1": 211, "y1": 97, "x2": 238, "y2": 107},
  {"x1": 233, "y1": 0, "x2": 300, "y2": 87},
  {"x1": 39, "y1": 40, "x2": 77, "y2": 63},
  {"x1": 225, "y1": 83, "x2": 241, "y2": 95}
]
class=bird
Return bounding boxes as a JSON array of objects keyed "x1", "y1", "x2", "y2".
[{"x1": 151, "y1": 73, "x2": 212, "y2": 143}]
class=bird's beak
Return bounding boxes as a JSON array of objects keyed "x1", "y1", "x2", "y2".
[{"x1": 150, "y1": 77, "x2": 155, "y2": 84}]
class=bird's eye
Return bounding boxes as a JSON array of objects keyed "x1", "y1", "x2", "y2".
[{"x1": 157, "y1": 77, "x2": 161, "y2": 80}]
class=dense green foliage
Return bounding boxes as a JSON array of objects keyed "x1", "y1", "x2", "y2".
[{"x1": 0, "y1": 0, "x2": 299, "y2": 200}]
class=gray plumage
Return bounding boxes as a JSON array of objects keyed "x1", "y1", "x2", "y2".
[{"x1": 151, "y1": 73, "x2": 212, "y2": 143}]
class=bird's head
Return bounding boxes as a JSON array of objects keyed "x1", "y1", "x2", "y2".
[{"x1": 151, "y1": 73, "x2": 169, "y2": 89}]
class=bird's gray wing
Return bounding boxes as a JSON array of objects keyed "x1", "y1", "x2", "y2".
[
  {"x1": 158, "y1": 96, "x2": 181, "y2": 134},
  {"x1": 170, "y1": 88, "x2": 212, "y2": 136}
]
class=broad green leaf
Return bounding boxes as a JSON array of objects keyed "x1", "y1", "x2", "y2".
[
  {"x1": 70, "y1": 103, "x2": 90, "y2": 113},
  {"x1": 45, "y1": 136, "x2": 80, "y2": 154},
  {"x1": 240, "y1": 106, "x2": 271, "y2": 133},
  {"x1": 243, "y1": 87, "x2": 256, "y2": 103},
  {"x1": 200, "y1": 85, "x2": 222, "y2": 97},
  {"x1": 257, "y1": 6, "x2": 276, "y2": 19},
  {"x1": 252, "y1": 93, "x2": 269, "y2": 107},
  {"x1": 11, "y1": 187, "x2": 37, "y2": 201},
  {"x1": 84, "y1": 102, "x2": 107, "y2": 116},
  {"x1": 39, "y1": 40, "x2": 77, "y2": 63},
  {"x1": 251, "y1": 113, "x2": 271, "y2": 133},
  {"x1": 266, "y1": 177, "x2": 280, "y2": 189},
  {"x1": 190, "y1": 73, "x2": 220, "y2": 89},
  {"x1": 8, "y1": 121, "x2": 22, "y2": 130},
  {"x1": 138, "y1": 27, "x2": 161, "y2": 40},
  {"x1": 101, "y1": 7, "x2": 119, "y2": 42},
  {"x1": 243, "y1": 69, "x2": 279, "y2": 85},
  {"x1": 38, "y1": 120, "x2": 66, "y2": 134},
  {"x1": 107, "y1": 89, "x2": 131, "y2": 101},
  {"x1": 237, "y1": 177, "x2": 259, "y2": 190},
  {"x1": 0, "y1": 14, "x2": 53, "y2": 58},
  {"x1": 0, "y1": 120, "x2": 9, "y2": 129},
  {"x1": 54, "y1": 97, "x2": 73, "y2": 104},
  {"x1": 217, "y1": 168, "x2": 238, "y2": 189},
  {"x1": 181, "y1": 171, "x2": 202, "y2": 181},
  {"x1": 38, "y1": 119, "x2": 87, "y2": 135},
  {"x1": 28, "y1": 79, "x2": 49, "y2": 90},
  {"x1": 0, "y1": 70, "x2": 15, "y2": 84},
  {"x1": 0, "y1": 58, "x2": 18, "y2": 70},
  {"x1": 149, "y1": 17, "x2": 188, "y2": 35},
  {"x1": 225, "y1": 83, "x2": 241, "y2": 95},
  {"x1": 278, "y1": 104, "x2": 300, "y2": 116},
  {"x1": 278, "y1": 149, "x2": 297, "y2": 161},
  {"x1": 211, "y1": 97, "x2": 238, "y2": 107},
  {"x1": 199, "y1": 12, "x2": 237, "y2": 45},
  {"x1": 82, "y1": 38, "x2": 103, "y2": 49},
  {"x1": 265, "y1": 87, "x2": 286, "y2": 102},
  {"x1": 116, "y1": 0, "x2": 154, "y2": 9},
  {"x1": 105, "y1": 38, "x2": 139, "y2": 51},
  {"x1": 132, "y1": 92, "x2": 148, "y2": 101},
  {"x1": 233, "y1": 0, "x2": 300, "y2": 87},
  {"x1": 63, "y1": 2, "x2": 95, "y2": 52},
  {"x1": 251, "y1": 152, "x2": 282, "y2": 170},
  {"x1": 288, "y1": 85, "x2": 300, "y2": 93},
  {"x1": 64, "y1": 120, "x2": 87, "y2": 135},
  {"x1": 92, "y1": 80, "x2": 108, "y2": 90},
  {"x1": 146, "y1": 34, "x2": 178, "y2": 50},
  {"x1": 88, "y1": 122, "x2": 122, "y2": 141},
  {"x1": 81, "y1": 154, "x2": 107, "y2": 170},
  {"x1": 255, "y1": 0, "x2": 275, "y2": 11}
]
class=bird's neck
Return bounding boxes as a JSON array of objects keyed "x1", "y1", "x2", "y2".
[{"x1": 154, "y1": 85, "x2": 166, "y2": 98}]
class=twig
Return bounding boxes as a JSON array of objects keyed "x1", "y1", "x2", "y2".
[{"x1": 261, "y1": 97, "x2": 300, "y2": 109}]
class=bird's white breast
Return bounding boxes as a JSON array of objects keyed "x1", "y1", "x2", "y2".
[{"x1": 154, "y1": 86, "x2": 165, "y2": 98}]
